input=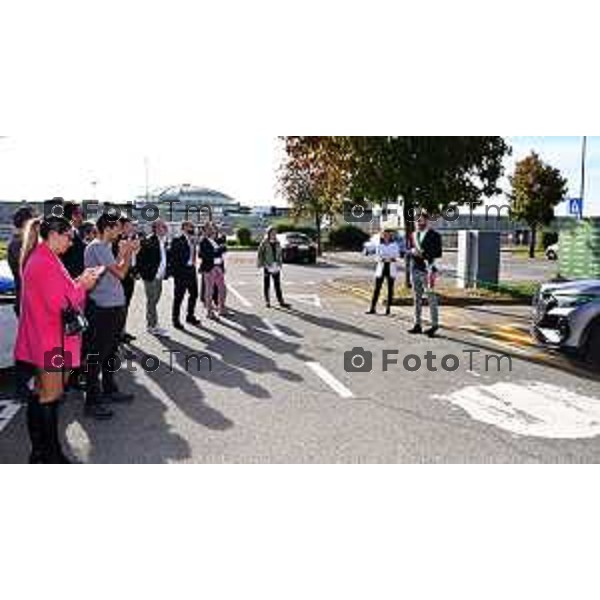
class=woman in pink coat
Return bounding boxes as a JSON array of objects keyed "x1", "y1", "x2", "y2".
[{"x1": 15, "y1": 216, "x2": 100, "y2": 463}]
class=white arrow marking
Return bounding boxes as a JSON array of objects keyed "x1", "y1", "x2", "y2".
[
  {"x1": 437, "y1": 382, "x2": 600, "y2": 439},
  {"x1": 287, "y1": 294, "x2": 322, "y2": 308}
]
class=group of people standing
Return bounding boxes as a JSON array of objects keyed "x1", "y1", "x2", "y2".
[
  {"x1": 5, "y1": 199, "x2": 437, "y2": 464},
  {"x1": 366, "y1": 211, "x2": 442, "y2": 337},
  {"x1": 6, "y1": 200, "x2": 237, "y2": 463}
]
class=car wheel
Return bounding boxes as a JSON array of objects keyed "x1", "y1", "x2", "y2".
[{"x1": 585, "y1": 322, "x2": 600, "y2": 368}]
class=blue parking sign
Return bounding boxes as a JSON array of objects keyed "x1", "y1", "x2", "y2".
[{"x1": 569, "y1": 198, "x2": 583, "y2": 216}]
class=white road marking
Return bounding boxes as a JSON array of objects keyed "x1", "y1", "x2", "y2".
[
  {"x1": 307, "y1": 362, "x2": 354, "y2": 399},
  {"x1": 263, "y1": 318, "x2": 285, "y2": 339},
  {"x1": 227, "y1": 284, "x2": 253, "y2": 308},
  {"x1": 436, "y1": 381, "x2": 600, "y2": 439},
  {"x1": 288, "y1": 294, "x2": 322, "y2": 308},
  {"x1": 0, "y1": 399, "x2": 21, "y2": 433},
  {"x1": 467, "y1": 370, "x2": 481, "y2": 378}
]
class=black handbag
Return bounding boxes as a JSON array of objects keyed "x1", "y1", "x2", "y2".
[{"x1": 62, "y1": 301, "x2": 89, "y2": 337}]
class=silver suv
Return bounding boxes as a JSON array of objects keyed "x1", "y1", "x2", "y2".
[{"x1": 532, "y1": 279, "x2": 600, "y2": 367}]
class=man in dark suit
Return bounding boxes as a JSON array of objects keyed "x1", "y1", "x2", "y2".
[
  {"x1": 170, "y1": 221, "x2": 200, "y2": 330},
  {"x1": 407, "y1": 211, "x2": 442, "y2": 338},
  {"x1": 137, "y1": 219, "x2": 170, "y2": 336},
  {"x1": 61, "y1": 201, "x2": 87, "y2": 279}
]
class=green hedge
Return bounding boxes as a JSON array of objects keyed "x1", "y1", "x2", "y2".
[
  {"x1": 328, "y1": 225, "x2": 370, "y2": 251},
  {"x1": 479, "y1": 280, "x2": 539, "y2": 300},
  {"x1": 236, "y1": 227, "x2": 254, "y2": 246}
]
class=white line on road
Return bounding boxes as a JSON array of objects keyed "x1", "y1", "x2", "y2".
[
  {"x1": 0, "y1": 400, "x2": 21, "y2": 434},
  {"x1": 263, "y1": 318, "x2": 285, "y2": 339},
  {"x1": 227, "y1": 284, "x2": 253, "y2": 308},
  {"x1": 307, "y1": 362, "x2": 354, "y2": 399}
]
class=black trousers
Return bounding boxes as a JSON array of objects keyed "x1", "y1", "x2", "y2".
[
  {"x1": 84, "y1": 303, "x2": 126, "y2": 401},
  {"x1": 370, "y1": 263, "x2": 395, "y2": 311},
  {"x1": 173, "y1": 267, "x2": 199, "y2": 323},
  {"x1": 263, "y1": 269, "x2": 284, "y2": 304},
  {"x1": 122, "y1": 276, "x2": 135, "y2": 309},
  {"x1": 14, "y1": 360, "x2": 36, "y2": 402},
  {"x1": 121, "y1": 275, "x2": 135, "y2": 332}
]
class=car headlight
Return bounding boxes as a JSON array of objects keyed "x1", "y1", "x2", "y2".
[{"x1": 555, "y1": 294, "x2": 599, "y2": 308}]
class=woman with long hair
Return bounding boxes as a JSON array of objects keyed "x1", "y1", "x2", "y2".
[
  {"x1": 15, "y1": 216, "x2": 100, "y2": 463},
  {"x1": 366, "y1": 229, "x2": 402, "y2": 316}
]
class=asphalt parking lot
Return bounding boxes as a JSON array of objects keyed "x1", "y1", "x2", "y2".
[{"x1": 1, "y1": 251, "x2": 599, "y2": 463}]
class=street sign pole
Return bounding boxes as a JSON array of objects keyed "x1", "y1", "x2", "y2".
[{"x1": 580, "y1": 136, "x2": 587, "y2": 220}]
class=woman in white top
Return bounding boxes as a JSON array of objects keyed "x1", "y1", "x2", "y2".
[{"x1": 366, "y1": 229, "x2": 402, "y2": 316}]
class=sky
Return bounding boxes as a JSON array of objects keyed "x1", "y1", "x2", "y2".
[{"x1": 0, "y1": 136, "x2": 598, "y2": 214}]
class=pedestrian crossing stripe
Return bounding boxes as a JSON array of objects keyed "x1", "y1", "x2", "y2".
[{"x1": 0, "y1": 399, "x2": 21, "y2": 434}]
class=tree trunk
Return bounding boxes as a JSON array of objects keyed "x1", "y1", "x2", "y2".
[
  {"x1": 315, "y1": 211, "x2": 322, "y2": 256},
  {"x1": 529, "y1": 225, "x2": 537, "y2": 259}
]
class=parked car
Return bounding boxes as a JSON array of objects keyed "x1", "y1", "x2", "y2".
[
  {"x1": 546, "y1": 243, "x2": 559, "y2": 261},
  {"x1": 0, "y1": 259, "x2": 17, "y2": 369},
  {"x1": 531, "y1": 279, "x2": 600, "y2": 367},
  {"x1": 363, "y1": 232, "x2": 406, "y2": 257},
  {"x1": 277, "y1": 232, "x2": 318, "y2": 264}
]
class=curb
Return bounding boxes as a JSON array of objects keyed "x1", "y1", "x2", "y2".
[
  {"x1": 324, "y1": 280, "x2": 532, "y2": 307},
  {"x1": 323, "y1": 280, "x2": 597, "y2": 379}
]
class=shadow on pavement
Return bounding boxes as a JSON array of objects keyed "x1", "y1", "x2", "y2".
[
  {"x1": 127, "y1": 341, "x2": 237, "y2": 428},
  {"x1": 63, "y1": 373, "x2": 192, "y2": 464},
  {"x1": 217, "y1": 311, "x2": 311, "y2": 362},
  {"x1": 282, "y1": 306, "x2": 385, "y2": 341},
  {"x1": 175, "y1": 325, "x2": 304, "y2": 386}
]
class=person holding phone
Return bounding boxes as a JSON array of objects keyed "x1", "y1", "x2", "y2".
[
  {"x1": 15, "y1": 216, "x2": 101, "y2": 463},
  {"x1": 83, "y1": 213, "x2": 136, "y2": 420},
  {"x1": 257, "y1": 227, "x2": 291, "y2": 309}
]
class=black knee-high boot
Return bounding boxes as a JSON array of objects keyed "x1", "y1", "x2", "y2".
[
  {"x1": 39, "y1": 402, "x2": 71, "y2": 464},
  {"x1": 26, "y1": 395, "x2": 45, "y2": 464}
]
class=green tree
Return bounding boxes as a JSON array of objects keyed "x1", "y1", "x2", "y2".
[
  {"x1": 279, "y1": 136, "x2": 352, "y2": 255},
  {"x1": 509, "y1": 152, "x2": 568, "y2": 258},
  {"x1": 347, "y1": 136, "x2": 511, "y2": 284}
]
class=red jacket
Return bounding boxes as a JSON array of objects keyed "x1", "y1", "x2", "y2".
[{"x1": 14, "y1": 242, "x2": 87, "y2": 369}]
